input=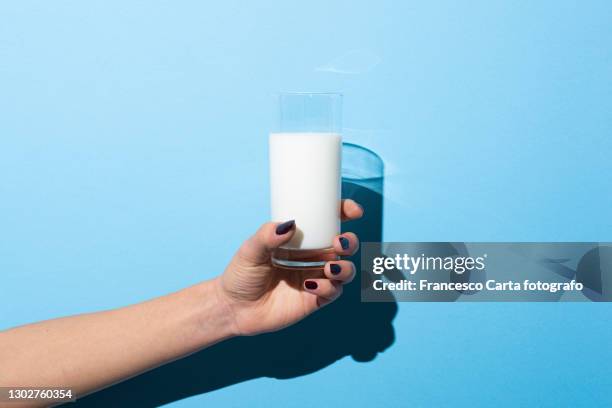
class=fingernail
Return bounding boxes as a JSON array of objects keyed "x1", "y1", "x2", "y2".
[
  {"x1": 356, "y1": 203, "x2": 365, "y2": 214},
  {"x1": 339, "y1": 236, "x2": 350, "y2": 250},
  {"x1": 330, "y1": 263, "x2": 342, "y2": 275},
  {"x1": 276, "y1": 220, "x2": 295, "y2": 235},
  {"x1": 305, "y1": 280, "x2": 318, "y2": 290}
]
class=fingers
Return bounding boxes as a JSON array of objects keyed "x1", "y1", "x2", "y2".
[
  {"x1": 341, "y1": 199, "x2": 364, "y2": 222},
  {"x1": 303, "y1": 279, "x2": 343, "y2": 307},
  {"x1": 324, "y1": 260, "x2": 355, "y2": 283},
  {"x1": 238, "y1": 220, "x2": 296, "y2": 264},
  {"x1": 302, "y1": 261, "x2": 355, "y2": 308},
  {"x1": 333, "y1": 232, "x2": 359, "y2": 256},
  {"x1": 238, "y1": 198, "x2": 362, "y2": 265}
]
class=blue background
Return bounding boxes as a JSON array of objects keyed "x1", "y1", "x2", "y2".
[{"x1": 1, "y1": 1, "x2": 612, "y2": 406}]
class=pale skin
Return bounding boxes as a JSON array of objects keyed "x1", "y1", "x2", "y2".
[{"x1": 0, "y1": 199, "x2": 363, "y2": 407}]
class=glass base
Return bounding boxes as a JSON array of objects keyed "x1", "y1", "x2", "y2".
[{"x1": 272, "y1": 247, "x2": 338, "y2": 269}]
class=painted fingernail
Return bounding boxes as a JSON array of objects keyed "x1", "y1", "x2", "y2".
[
  {"x1": 305, "y1": 280, "x2": 318, "y2": 290},
  {"x1": 330, "y1": 263, "x2": 342, "y2": 275},
  {"x1": 276, "y1": 220, "x2": 295, "y2": 235},
  {"x1": 339, "y1": 236, "x2": 350, "y2": 250}
]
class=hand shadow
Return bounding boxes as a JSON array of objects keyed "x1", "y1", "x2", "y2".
[{"x1": 72, "y1": 144, "x2": 397, "y2": 407}]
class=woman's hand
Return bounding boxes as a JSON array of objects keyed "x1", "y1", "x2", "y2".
[
  {"x1": 0, "y1": 201, "x2": 363, "y2": 400},
  {"x1": 215, "y1": 199, "x2": 363, "y2": 336}
]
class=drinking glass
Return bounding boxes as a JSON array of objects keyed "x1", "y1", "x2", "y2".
[{"x1": 269, "y1": 92, "x2": 343, "y2": 268}]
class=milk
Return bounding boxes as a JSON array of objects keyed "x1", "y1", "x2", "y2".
[{"x1": 269, "y1": 132, "x2": 341, "y2": 250}]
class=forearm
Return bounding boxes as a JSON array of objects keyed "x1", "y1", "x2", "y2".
[{"x1": 0, "y1": 278, "x2": 235, "y2": 400}]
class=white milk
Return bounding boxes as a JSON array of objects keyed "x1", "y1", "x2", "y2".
[{"x1": 269, "y1": 132, "x2": 341, "y2": 250}]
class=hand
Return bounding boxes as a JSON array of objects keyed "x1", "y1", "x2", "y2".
[{"x1": 214, "y1": 200, "x2": 363, "y2": 336}]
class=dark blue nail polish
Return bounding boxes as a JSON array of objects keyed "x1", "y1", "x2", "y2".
[
  {"x1": 330, "y1": 263, "x2": 342, "y2": 275},
  {"x1": 276, "y1": 220, "x2": 295, "y2": 235},
  {"x1": 305, "y1": 280, "x2": 318, "y2": 290},
  {"x1": 339, "y1": 236, "x2": 350, "y2": 250}
]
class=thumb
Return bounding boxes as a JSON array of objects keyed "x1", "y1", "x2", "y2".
[{"x1": 237, "y1": 220, "x2": 296, "y2": 264}]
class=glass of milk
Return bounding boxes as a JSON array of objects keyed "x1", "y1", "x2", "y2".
[{"x1": 269, "y1": 92, "x2": 342, "y2": 268}]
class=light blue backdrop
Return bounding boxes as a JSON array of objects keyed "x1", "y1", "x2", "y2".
[{"x1": 1, "y1": 1, "x2": 611, "y2": 406}]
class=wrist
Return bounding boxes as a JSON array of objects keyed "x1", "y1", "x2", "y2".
[
  {"x1": 177, "y1": 278, "x2": 240, "y2": 347},
  {"x1": 209, "y1": 277, "x2": 243, "y2": 337}
]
